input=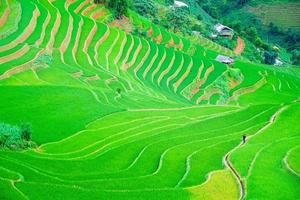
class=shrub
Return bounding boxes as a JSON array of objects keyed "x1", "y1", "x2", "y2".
[
  {"x1": 263, "y1": 50, "x2": 278, "y2": 65},
  {"x1": 34, "y1": 54, "x2": 53, "y2": 67},
  {"x1": 95, "y1": 0, "x2": 128, "y2": 19},
  {"x1": 21, "y1": 123, "x2": 31, "y2": 141},
  {"x1": 165, "y1": 7, "x2": 191, "y2": 34},
  {"x1": 165, "y1": 0, "x2": 174, "y2": 6},
  {"x1": 0, "y1": 122, "x2": 36, "y2": 150},
  {"x1": 291, "y1": 49, "x2": 300, "y2": 65},
  {"x1": 108, "y1": 0, "x2": 128, "y2": 19},
  {"x1": 133, "y1": 0, "x2": 157, "y2": 19}
]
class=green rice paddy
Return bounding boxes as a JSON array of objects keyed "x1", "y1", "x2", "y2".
[{"x1": 0, "y1": 0, "x2": 299, "y2": 199}]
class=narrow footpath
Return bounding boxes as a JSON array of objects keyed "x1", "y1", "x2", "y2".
[
  {"x1": 224, "y1": 105, "x2": 288, "y2": 200},
  {"x1": 234, "y1": 37, "x2": 245, "y2": 55}
]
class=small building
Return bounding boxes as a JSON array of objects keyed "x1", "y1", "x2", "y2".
[
  {"x1": 274, "y1": 58, "x2": 283, "y2": 66},
  {"x1": 174, "y1": 1, "x2": 189, "y2": 8},
  {"x1": 214, "y1": 23, "x2": 234, "y2": 38},
  {"x1": 216, "y1": 55, "x2": 234, "y2": 64}
]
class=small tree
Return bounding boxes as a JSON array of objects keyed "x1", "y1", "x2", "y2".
[
  {"x1": 116, "y1": 88, "x2": 122, "y2": 95},
  {"x1": 237, "y1": 0, "x2": 250, "y2": 7},
  {"x1": 264, "y1": 50, "x2": 278, "y2": 65},
  {"x1": 21, "y1": 123, "x2": 32, "y2": 141},
  {"x1": 108, "y1": 0, "x2": 128, "y2": 19},
  {"x1": 291, "y1": 49, "x2": 300, "y2": 65},
  {"x1": 166, "y1": 7, "x2": 191, "y2": 34},
  {"x1": 133, "y1": 0, "x2": 157, "y2": 18},
  {"x1": 0, "y1": 122, "x2": 35, "y2": 150},
  {"x1": 94, "y1": 0, "x2": 106, "y2": 4},
  {"x1": 165, "y1": 0, "x2": 174, "y2": 6}
]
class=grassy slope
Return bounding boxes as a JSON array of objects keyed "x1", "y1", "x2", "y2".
[{"x1": 0, "y1": 0, "x2": 300, "y2": 200}]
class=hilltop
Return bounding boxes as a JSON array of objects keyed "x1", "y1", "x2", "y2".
[{"x1": 0, "y1": 0, "x2": 299, "y2": 200}]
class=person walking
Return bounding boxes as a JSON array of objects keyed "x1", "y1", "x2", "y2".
[{"x1": 242, "y1": 135, "x2": 247, "y2": 144}]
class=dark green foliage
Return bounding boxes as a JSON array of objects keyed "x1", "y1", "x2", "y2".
[
  {"x1": 116, "y1": 88, "x2": 122, "y2": 94},
  {"x1": 165, "y1": 7, "x2": 191, "y2": 34},
  {"x1": 108, "y1": 0, "x2": 128, "y2": 19},
  {"x1": 133, "y1": 0, "x2": 157, "y2": 19},
  {"x1": 237, "y1": 0, "x2": 250, "y2": 7},
  {"x1": 96, "y1": 0, "x2": 128, "y2": 19},
  {"x1": 192, "y1": 23, "x2": 204, "y2": 32},
  {"x1": 291, "y1": 49, "x2": 300, "y2": 65},
  {"x1": 242, "y1": 26, "x2": 269, "y2": 50},
  {"x1": 94, "y1": 0, "x2": 106, "y2": 3},
  {"x1": 264, "y1": 50, "x2": 278, "y2": 65},
  {"x1": 285, "y1": 28, "x2": 300, "y2": 50},
  {"x1": 215, "y1": 37, "x2": 234, "y2": 49},
  {"x1": 268, "y1": 22, "x2": 280, "y2": 36},
  {"x1": 165, "y1": 0, "x2": 174, "y2": 6},
  {"x1": 0, "y1": 122, "x2": 36, "y2": 150},
  {"x1": 197, "y1": 14, "x2": 203, "y2": 21},
  {"x1": 21, "y1": 123, "x2": 32, "y2": 141}
]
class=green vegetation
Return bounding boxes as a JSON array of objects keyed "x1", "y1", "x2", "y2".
[
  {"x1": 0, "y1": 123, "x2": 36, "y2": 150},
  {"x1": 0, "y1": 0, "x2": 299, "y2": 199}
]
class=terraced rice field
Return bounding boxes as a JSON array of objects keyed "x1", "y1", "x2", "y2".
[
  {"x1": 0, "y1": 0, "x2": 300, "y2": 199},
  {"x1": 248, "y1": 2, "x2": 300, "y2": 32}
]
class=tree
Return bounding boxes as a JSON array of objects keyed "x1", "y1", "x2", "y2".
[
  {"x1": 165, "y1": 0, "x2": 174, "y2": 6},
  {"x1": 285, "y1": 28, "x2": 300, "y2": 49},
  {"x1": 0, "y1": 122, "x2": 35, "y2": 150},
  {"x1": 94, "y1": 0, "x2": 106, "y2": 4},
  {"x1": 263, "y1": 50, "x2": 278, "y2": 65},
  {"x1": 21, "y1": 123, "x2": 31, "y2": 141},
  {"x1": 109, "y1": 0, "x2": 128, "y2": 19},
  {"x1": 268, "y1": 22, "x2": 280, "y2": 35},
  {"x1": 133, "y1": 0, "x2": 157, "y2": 18},
  {"x1": 237, "y1": 0, "x2": 250, "y2": 7},
  {"x1": 166, "y1": 7, "x2": 191, "y2": 33},
  {"x1": 291, "y1": 49, "x2": 300, "y2": 65}
]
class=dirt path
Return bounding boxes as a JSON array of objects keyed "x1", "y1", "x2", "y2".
[
  {"x1": 234, "y1": 37, "x2": 245, "y2": 55},
  {"x1": 0, "y1": 7, "x2": 10, "y2": 29},
  {"x1": 224, "y1": 105, "x2": 288, "y2": 200},
  {"x1": 224, "y1": 141, "x2": 246, "y2": 200}
]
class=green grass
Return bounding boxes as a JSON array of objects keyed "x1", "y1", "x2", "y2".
[{"x1": 0, "y1": 0, "x2": 300, "y2": 199}]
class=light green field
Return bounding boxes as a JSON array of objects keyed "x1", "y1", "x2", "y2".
[
  {"x1": 248, "y1": 2, "x2": 300, "y2": 32},
  {"x1": 0, "y1": 0, "x2": 299, "y2": 199}
]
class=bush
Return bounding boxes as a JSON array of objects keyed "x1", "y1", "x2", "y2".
[
  {"x1": 21, "y1": 123, "x2": 31, "y2": 141},
  {"x1": 165, "y1": 0, "x2": 174, "y2": 6},
  {"x1": 0, "y1": 122, "x2": 36, "y2": 150},
  {"x1": 291, "y1": 49, "x2": 300, "y2": 65},
  {"x1": 165, "y1": 7, "x2": 191, "y2": 34},
  {"x1": 133, "y1": 0, "x2": 157, "y2": 19},
  {"x1": 34, "y1": 54, "x2": 53, "y2": 67},
  {"x1": 263, "y1": 50, "x2": 278, "y2": 65},
  {"x1": 95, "y1": 0, "x2": 128, "y2": 19}
]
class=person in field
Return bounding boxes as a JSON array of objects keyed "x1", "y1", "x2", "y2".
[{"x1": 242, "y1": 135, "x2": 247, "y2": 144}]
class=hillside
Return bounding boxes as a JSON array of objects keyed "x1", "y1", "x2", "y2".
[
  {"x1": 189, "y1": 0, "x2": 300, "y2": 65},
  {"x1": 0, "y1": 0, "x2": 300, "y2": 200}
]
